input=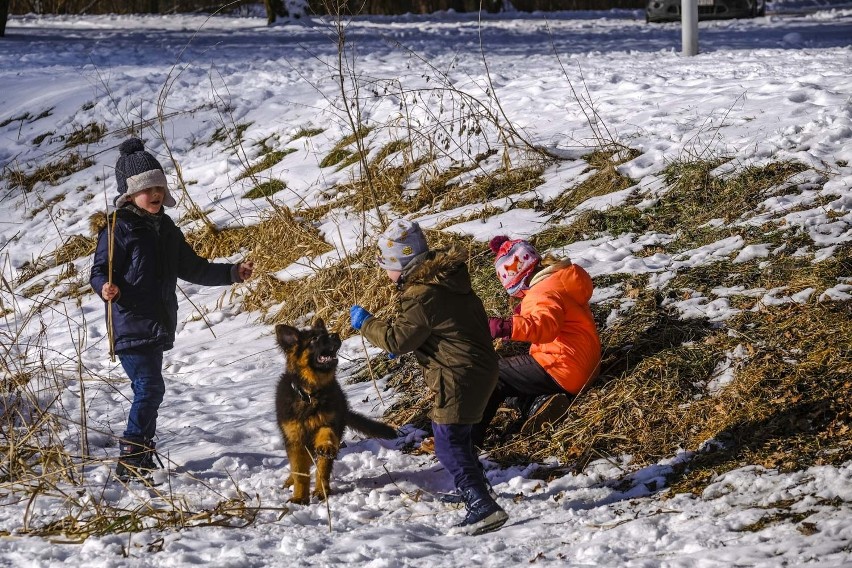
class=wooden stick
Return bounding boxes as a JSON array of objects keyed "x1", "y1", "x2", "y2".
[{"x1": 107, "y1": 209, "x2": 117, "y2": 362}]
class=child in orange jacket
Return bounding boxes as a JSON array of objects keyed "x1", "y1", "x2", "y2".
[{"x1": 472, "y1": 236, "x2": 601, "y2": 446}]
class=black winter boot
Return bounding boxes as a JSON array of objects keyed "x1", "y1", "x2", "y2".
[
  {"x1": 116, "y1": 437, "x2": 160, "y2": 483},
  {"x1": 439, "y1": 485, "x2": 499, "y2": 504},
  {"x1": 452, "y1": 485, "x2": 508, "y2": 535},
  {"x1": 520, "y1": 393, "x2": 573, "y2": 436}
]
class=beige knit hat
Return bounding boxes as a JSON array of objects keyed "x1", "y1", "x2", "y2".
[{"x1": 376, "y1": 219, "x2": 429, "y2": 270}]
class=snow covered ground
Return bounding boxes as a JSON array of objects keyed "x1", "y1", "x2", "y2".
[{"x1": 1, "y1": 4, "x2": 851, "y2": 567}]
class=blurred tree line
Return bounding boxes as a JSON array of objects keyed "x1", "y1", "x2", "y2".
[{"x1": 5, "y1": 0, "x2": 644, "y2": 16}]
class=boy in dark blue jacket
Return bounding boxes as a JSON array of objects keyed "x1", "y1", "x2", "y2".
[{"x1": 90, "y1": 138, "x2": 253, "y2": 482}]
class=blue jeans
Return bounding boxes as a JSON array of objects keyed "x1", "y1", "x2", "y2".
[
  {"x1": 118, "y1": 346, "x2": 165, "y2": 441},
  {"x1": 432, "y1": 423, "x2": 488, "y2": 493}
]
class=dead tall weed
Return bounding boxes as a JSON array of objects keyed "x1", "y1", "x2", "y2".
[
  {"x1": 262, "y1": 247, "x2": 397, "y2": 334},
  {"x1": 184, "y1": 208, "x2": 332, "y2": 317}
]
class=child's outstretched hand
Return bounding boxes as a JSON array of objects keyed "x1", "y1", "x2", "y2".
[
  {"x1": 101, "y1": 283, "x2": 120, "y2": 302},
  {"x1": 234, "y1": 261, "x2": 254, "y2": 282}
]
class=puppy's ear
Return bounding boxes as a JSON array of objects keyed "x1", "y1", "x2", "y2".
[
  {"x1": 275, "y1": 324, "x2": 300, "y2": 349},
  {"x1": 313, "y1": 318, "x2": 326, "y2": 331}
]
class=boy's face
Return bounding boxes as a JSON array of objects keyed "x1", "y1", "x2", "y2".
[{"x1": 131, "y1": 186, "x2": 166, "y2": 214}]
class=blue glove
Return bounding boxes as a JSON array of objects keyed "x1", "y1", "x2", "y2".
[{"x1": 350, "y1": 305, "x2": 372, "y2": 330}]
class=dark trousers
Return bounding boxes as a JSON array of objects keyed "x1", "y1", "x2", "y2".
[
  {"x1": 432, "y1": 422, "x2": 489, "y2": 493},
  {"x1": 471, "y1": 354, "x2": 566, "y2": 447},
  {"x1": 118, "y1": 346, "x2": 165, "y2": 442}
]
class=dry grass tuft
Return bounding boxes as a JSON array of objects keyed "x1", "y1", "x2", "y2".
[
  {"x1": 441, "y1": 164, "x2": 547, "y2": 211},
  {"x1": 290, "y1": 127, "x2": 324, "y2": 141},
  {"x1": 319, "y1": 125, "x2": 371, "y2": 168},
  {"x1": 6, "y1": 152, "x2": 94, "y2": 193},
  {"x1": 53, "y1": 234, "x2": 96, "y2": 266},
  {"x1": 209, "y1": 122, "x2": 252, "y2": 148}
]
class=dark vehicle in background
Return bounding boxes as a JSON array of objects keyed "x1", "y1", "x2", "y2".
[{"x1": 646, "y1": 0, "x2": 766, "y2": 22}]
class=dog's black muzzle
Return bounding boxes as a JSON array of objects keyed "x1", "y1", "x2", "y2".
[{"x1": 311, "y1": 332, "x2": 341, "y2": 370}]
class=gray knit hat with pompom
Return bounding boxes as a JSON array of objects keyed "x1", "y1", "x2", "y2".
[{"x1": 114, "y1": 138, "x2": 176, "y2": 208}]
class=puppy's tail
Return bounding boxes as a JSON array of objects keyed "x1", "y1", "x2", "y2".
[{"x1": 346, "y1": 411, "x2": 397, "y2": 439}]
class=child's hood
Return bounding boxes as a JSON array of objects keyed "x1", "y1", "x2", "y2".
[
  {"x1": 89, "y1": 211, "x2": 109, "y2": 236},
  {"x1": 532, "y1": 257, "x2": 594, "y2": 305},
  {"x1": 402, "y1": 246, "x2": 471, "y2": 293},
  {"x1": 88, "y1": 206, "x2": 170, "y2": 237}
]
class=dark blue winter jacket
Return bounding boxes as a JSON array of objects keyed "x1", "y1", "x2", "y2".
[{"x1": 90, "y1": 205, "x2": 235, "y2": 352}]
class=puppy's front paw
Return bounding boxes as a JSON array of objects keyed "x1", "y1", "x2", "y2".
[
  {"x1": 289, "y1": 494, "x2": 309, "y2": 505},
  {"x1": 315, "y1": 443, "x2": 338, "y2": 459},
  {"x1": 313, "y1": 487, "x2": 332, "y2": 501}
]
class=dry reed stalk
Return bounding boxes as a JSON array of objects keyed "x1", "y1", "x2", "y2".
[{"x1": 335, "y1": 225, "x2": 385, "y2": 406}]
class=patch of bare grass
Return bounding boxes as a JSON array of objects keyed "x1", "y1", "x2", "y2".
[
  {"x1": 6, "y1": 153, "x2": 94, "y2": 193},
  {"x1": 319, "y1": 125, "x2": 371, "y2": 169},
  {"x1": 534, "y1": 205, "x2": 648, "y2": 251},
  {"x1": 243, "y1": 179, "x2": 286, "y2": 200},
  {"x1": 648, "y1": 160, "x2": 808, "y2": 238},
  {"x1": 669, "y1": 302, "x2": 852, "y2": 494},
  {"x1": 442, "y1": 165, "x2": 547, "y2": 211},
  {"x1": 63, "y1": 122, "x2": 106, "y2": 149},
  {"x1": 668, "y1": 240, "x2": 849, "y2": 306},
  {"x1": 548, "y1": 149, "x2": 640, "y2": 215},
  {"x1": 236, "y1": 149, "x2": 296, "y2": 181},
  {"x1": 290, "y1": 127, "x2": 324, "y2": 141}
]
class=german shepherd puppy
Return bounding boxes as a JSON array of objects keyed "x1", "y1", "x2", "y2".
[{"x1": 275, "y1": 319, "x2": 396, "y2": 504}]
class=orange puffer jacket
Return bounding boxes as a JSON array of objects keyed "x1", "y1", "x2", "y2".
[{"x1": 510, "y1": 260, "x2": 601, "y2": 395}]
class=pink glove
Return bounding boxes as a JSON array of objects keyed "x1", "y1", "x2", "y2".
[{"x1": 488, "y1": 317, "x2": 513, "y2": 340}]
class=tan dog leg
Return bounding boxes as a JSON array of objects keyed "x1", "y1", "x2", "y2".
[
  {"x1": 286, "y1": 444, "x2": 312, "y2": 505},
  {"x1": 312, "y1": 427, "x2": 339, "y2": 500}
]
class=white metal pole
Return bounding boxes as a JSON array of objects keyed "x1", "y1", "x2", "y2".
[{"x1": 682, "y1": 0, "x2": 699, "y2": 56}]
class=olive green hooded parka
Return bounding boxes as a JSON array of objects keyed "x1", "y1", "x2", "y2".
[{"x1": 361, "y1": 248, "x2": 498, "y2": 424}]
